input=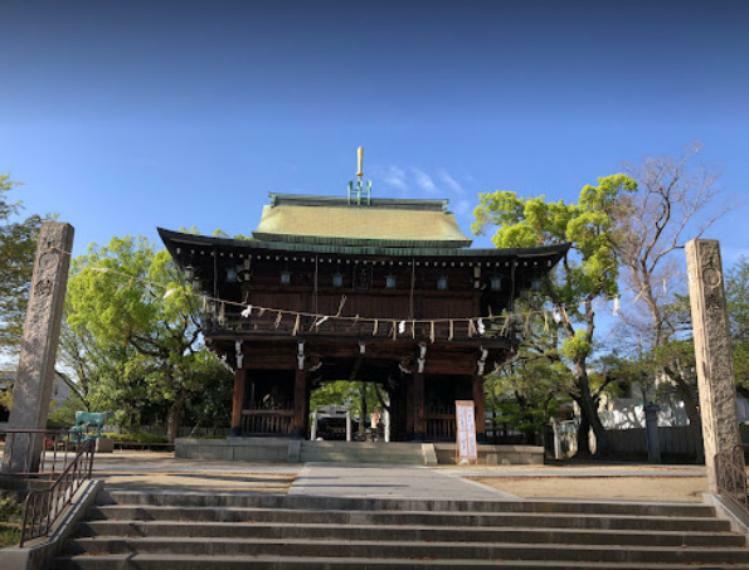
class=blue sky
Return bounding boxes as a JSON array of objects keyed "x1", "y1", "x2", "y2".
[{"x1": 1, "y1": 0, "x2": 747, "y2": 266}]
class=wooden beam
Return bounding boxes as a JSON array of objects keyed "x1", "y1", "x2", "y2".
[
  {"x1": 291, "y1": 367, "x2": 308, "y2": 439},
  {"x1": 230, "y1": 368, "x2": 247, "y2": 436},
  {"x1": 472, "y1": 374, "x2": 487, "y2": 443},
  {"x1": 413, "y1": 372, "x2": 426, "y2": 440}
]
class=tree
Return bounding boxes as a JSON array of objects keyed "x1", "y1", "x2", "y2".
[
  {"x1": 0, "y1": 174, "x2": 42, "y2": 353},
  {"x1": 608, "y1": 144, "x2": 724, "y2": 438},
  {"x1": 65, "y1": 236, "x2": 231, "y2": 441},
  {"x1": 473, "y1": 174, "x2": 636, "y2": 456}
]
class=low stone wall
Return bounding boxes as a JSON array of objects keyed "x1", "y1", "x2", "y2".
[
  {"x1": 175, "y1": 437, "x2": 291, "y2": 462},
  {"x1": 434, "y1": 443, "x2": 545, "y2": 465},
  {"x1": 177, "y1": 438, "x2": 545, "y2": 465}
]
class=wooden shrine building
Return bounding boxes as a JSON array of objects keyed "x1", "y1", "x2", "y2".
[{"x1": 159, "y1": 152, "x2": 567, "y2": 442}]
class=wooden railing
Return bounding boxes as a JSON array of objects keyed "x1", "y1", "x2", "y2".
[
  {"x1": 241, "y1": 409, "x2": 294, "y2": 435},
  {"x1": 19, "y1": 438, "x2": 95, "y2": 546},
  {"x1": 427, "y1": 414, "x2": 456, "y2": 440}
]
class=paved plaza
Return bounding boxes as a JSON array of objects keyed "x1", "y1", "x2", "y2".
[{"x1": 80, "y1": 450, "x2": 713, "y2": 501}]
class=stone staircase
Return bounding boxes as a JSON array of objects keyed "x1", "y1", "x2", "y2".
[{"x1": 55, "y1": 489, "x2": 749, "y2": 569}]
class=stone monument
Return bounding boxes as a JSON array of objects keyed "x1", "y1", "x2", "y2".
[
  {"x1": 2, "y1": 221, "x2": 74, "y2": 473},
  {"x1": 686, "y1": 239, "x2": 746, "y2": 498}
]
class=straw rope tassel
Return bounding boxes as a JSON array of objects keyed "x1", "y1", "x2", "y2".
[{"x1": 274, "y1": 311, "x2": 283, "y2": 329}]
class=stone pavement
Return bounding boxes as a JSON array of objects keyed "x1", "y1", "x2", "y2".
[
  {"x1": 77, "y1": 450, "x2": 715, "y2": 500},
  {"x1": 290, "y1": 463, "x2": 518, "y2": 499}
]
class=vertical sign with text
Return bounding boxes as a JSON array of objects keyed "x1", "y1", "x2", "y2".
[{"x1": 455, "y1": 400, "x2": 478, "y2": 463}]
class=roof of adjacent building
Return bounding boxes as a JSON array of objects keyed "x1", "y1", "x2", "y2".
[{"x1": 252, "y1": 193, "x2": 472, "y2": 248}]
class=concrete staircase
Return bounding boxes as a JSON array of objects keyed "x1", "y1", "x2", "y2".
[
  {"x1": 299, "y1": 440, "x2": 426, "y2": 464},
  {"x1": 56, "y1": 489, "x2": 749, "y2": 569}
]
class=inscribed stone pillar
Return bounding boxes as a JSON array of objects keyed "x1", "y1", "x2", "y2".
[
  {"x1": 685, "y1": 239, "x2": 746, "y2": 495},
  {"x1": 230, "y1": 368, "x2": 247, "y2": 437},
  {"x1": 2, "y1": 222, "x2": 74, "y2": 473}
]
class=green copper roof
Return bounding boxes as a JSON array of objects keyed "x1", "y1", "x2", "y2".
[{"x1": 252, "y1": 193, "x2": 472, "y2": 248}]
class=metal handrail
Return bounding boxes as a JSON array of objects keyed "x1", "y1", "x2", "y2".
[
  {"x1": 0, "y1": 428, "x2": 73, "y2": 477},
  {"x1": 18, "y1": 438, "x2": 95, "y2": 546}
]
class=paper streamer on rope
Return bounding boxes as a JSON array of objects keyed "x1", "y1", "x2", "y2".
[
  {"x1": 292, "y1": 314, "x2": 300, "y2": 336},
  {"x1": 241, "y1": 305, "x2": 253, "y2": 318},
  {"x1": 411, "y1": 321, "x2": 416, "y2": 339},
  {"x1": 398, "y1": 320, "x2": 406, "y2": 335},
  {"x1": 476, "y1": 318, "x2": 485, "y2": 335},
  {"x1": 448, "y1": 319, "x2": 454, "y2": 341},
  {"x1": 218, "y1": 302, "x2": 225, "y2": 325},
  {"x1": 274, "y1": 311, "x2": 283, "y2": 329},
  {"x1": 392, "y1": 320, "x2": 397, "y2": 341},
  {"x1": 258, "y1": 308, "x2": 266, "y2": 317},
  {"x1": 336, "y1": 295, "x2": 347, "y2": 316},
  {"x1": 467, "y1": 319, "x2": 477, "y2": 338},
  {"x1": 429, "y1": 321, "x2": 436, "y2": 343},
  {"x1": 373, "y1": 319, "x2": 379, "y2": 335}
]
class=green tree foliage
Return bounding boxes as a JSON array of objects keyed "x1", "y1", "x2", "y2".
[
  {"x1": 473, "y1": 174, "x2": 637, "y2": 456},
  {"x1": 64, "y1": 236, "x2": 232, "y2": 440},
  {"x1": 0, "y1": 174, "x2": 42, "y2": 353}
]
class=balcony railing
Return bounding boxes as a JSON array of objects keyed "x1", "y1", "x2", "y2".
[{"x1": 241, "y1": 409, "x2": 294, "y2": 435}]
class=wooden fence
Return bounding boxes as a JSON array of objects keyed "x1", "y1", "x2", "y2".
[{"x1": 606, "y1": 425, "x2": 704, "y2": 458}]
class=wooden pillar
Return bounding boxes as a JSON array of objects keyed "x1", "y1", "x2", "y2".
[
  {"x1": 230, "y1": 368, "x2": 247, "y2": 437},
  {"x1": 472, "y1": 374, "x2": 487, "y2": 443},
  {"x1": 292, "y1": 367, "x2": 308, "y2": 439},
  {"x1": 413, "y1": 372, "x2": 426, "y2": 440},
  {"x1": 2, "y1": 222, "x2": 74, "y2": 474},
  {"x1": 686, "y1": 239, "x2": 746, "y2": 496}
]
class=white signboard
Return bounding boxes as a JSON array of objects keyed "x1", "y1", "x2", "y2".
[{"x1": 455, "y1": 400, "x2": 478, "y2": 463}]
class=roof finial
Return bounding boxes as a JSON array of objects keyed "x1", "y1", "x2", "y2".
[
  {"x1": 356, "y1": 146, "x2": 364, "y2": 178},
  {"x1": 347, "y1": 146, "x2": 372, "y2": 206}
]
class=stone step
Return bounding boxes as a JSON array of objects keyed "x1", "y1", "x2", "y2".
[
  {"x1": 75, "y1": 520, "x2": 747, "y2": 547},
  {"x1": 100, "y1": 490, "x2": 718, "y2": 517},
  {"x1": 62, "y1": 536, "x2": 749, "y2": 564},
  {"x1": 53, "y1": 553, "x2": 749, "y2": 570},
  {"x1": 89, "y1": 504, "x2": 732, "y2": 532}
]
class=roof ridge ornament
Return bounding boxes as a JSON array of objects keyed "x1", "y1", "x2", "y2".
[{"x1": 347, "y1": 145, "x2": 372, "y2": 206}]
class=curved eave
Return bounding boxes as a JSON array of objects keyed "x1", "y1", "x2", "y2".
[{"x1": 158, "y1": 227, "x2": 570, "y2": 263}]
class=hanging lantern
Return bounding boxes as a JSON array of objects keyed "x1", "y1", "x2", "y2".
[
  {"x1": 437, "y1": 275, "x2": 448, "y2": 291},
  {"x1": 280, "y1": 270, "x2": 291, "y2": 285},
  {"x1": 332, "y1": 272, "x2": 343, "y2": 288},
  {"x1": 489, "y1": 275, "x2": 502, "y2": 291},
  {"x1": 385, "y1": 274, "x2": 397, "y2": 289}
]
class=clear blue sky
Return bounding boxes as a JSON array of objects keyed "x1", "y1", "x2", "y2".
[{"x1": 1, "y1": 0, "x2": 747, "y2": 263}]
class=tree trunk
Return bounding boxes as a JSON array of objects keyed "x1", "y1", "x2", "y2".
[
  {"x1": 575, "y1": 368, "x2": 610, "y2": 457},
  {"x1": 166, "y1": 391, "x2": 187, "y2": 443}
]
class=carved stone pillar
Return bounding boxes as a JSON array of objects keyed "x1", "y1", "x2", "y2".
[
  {"x1": 2, "y1": 222, "x2": 74, "y2": 473},
  {"x1": 686, "y1": 239, "x2": 746, "y2": 496}
]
